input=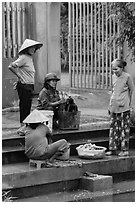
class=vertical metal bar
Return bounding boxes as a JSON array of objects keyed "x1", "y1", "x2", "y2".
[
  {"x1": 3, "y1": 3, "x2": 7, "y2": 58},
  {"x1": 105, "y1": 3, "x2": 108, "y2": 88},
  {"x1": 87, "y1": 2, "x2": 90, "y2": 88},
  {"x1": 17, "y1": 2, "x2": 21, "y2": 50},
  {"x1": 72, "y1": 3, "x2": 75, "y2": 87},
  {"x1": 11, "y1": 2, "x2": 17, "y2": 57},
  {"x1": 83, "y1": 3, "x2": 86, "y2": 88},
  {"x1": 6, "y1": 2, "x2": 11, "y2": 58},
  {"x1": 94, "y1": 3, "x2": 97, "y2": 88},
  {"x1": 76, "y1": 3, "x2": 79, "y2": 88},
  {"x1": 68, "y1": 2, "x2": 72, "y2": 88},
  {"x1": 90, "y1": 3, "x2": 93, "y2": 88},
  {"x1": 109, "y1": 4, "x2": 112, "y2": 88},
  {"x1": 22, "y1": 2, "x2": 26, "y2": 41},
  {"x1": 79, "y1": 2, "x2": 82, "y2": 88},
  {"x1": 113, "y1": 16, "x2": 116, "y2": 59},
  {"x1": 98, "y1": 3, "x2": 101, "y2": 88},
  {"x1": 117, "y1": 20, "x2": 121, "y2": 58},
  {"x1": 102, "y1": 3, "x2": 104, "y2": 88}
]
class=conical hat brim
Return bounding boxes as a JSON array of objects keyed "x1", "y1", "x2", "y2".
[
  {"x1": 23, "y1": 109, "x2": 49, "y2": 124},
  {"x1": 19, "y1": 39, "x2": 43, "y2": 54}
]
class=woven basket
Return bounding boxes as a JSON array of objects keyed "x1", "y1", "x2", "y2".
[{"x1": 58, "y1": 111, "x2": 80, "y2": 130}]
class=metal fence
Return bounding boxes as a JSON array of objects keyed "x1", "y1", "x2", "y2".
[
  {"x1": 3, "y1": 2, "x2": 28, "y2": 58},
  {"x1": 68, "y1": 2, "x2": 121, "y2": 90}
]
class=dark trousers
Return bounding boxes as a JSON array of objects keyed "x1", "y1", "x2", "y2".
[{"x1": 17, "y1": 82, "x2": 34, "y2": 124}]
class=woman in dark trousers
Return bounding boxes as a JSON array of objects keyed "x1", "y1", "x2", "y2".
[{"x1": 8, "y1": 39, "x2": 43, "y2": 135}]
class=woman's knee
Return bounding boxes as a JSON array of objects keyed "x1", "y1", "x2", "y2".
[
  {"x1": 59, "y1": 139, "x2": 68, "y2": 147},
  {"x1": 60, "y1": 139, "x2": 67, "y2": 144}
]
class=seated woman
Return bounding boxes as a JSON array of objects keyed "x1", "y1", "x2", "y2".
[
  {"x1": 23, "y1": 109, "x2": 70, "y2": 162},
  {"x1": 37, "y1": 73, "x2": 66, "y2": 129}
]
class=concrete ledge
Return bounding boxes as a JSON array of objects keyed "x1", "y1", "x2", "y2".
[
  {"x1": 80, "y1": 121, "x2": 110, "y2": 130},
  {"x1": 2, "y1": 155, "x2": 135, "y2": 190}
]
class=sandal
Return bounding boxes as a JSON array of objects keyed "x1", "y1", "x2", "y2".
[
  {"x1": 118, "y1": 151, "x2": 129, "y2": 157},
  {"x1": 106, "y1": 150, "x2": 117, "y2": 156}
]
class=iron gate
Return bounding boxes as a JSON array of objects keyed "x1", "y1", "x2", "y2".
[
  {"x1": 68, "y1": 2, "x2": 121, "y2": 90},
  {"x1": 3, "y1": 2, "x2": 32, "y2": 59}
]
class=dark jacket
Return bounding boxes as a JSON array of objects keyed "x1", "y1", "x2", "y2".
[{"x1": 37, "y1": 83, "x2": 60, "y2": 111}]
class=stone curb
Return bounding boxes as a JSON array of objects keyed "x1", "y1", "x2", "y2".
[
  {"x1": 2, "y1": 105, "x2": 37, "y2": 113},
  {"x1": 2, "y1": 121, "x2": 110, "y2": 132},
  {"x1": 80, "y1": 121, "x2": 110, "y2": 130}
]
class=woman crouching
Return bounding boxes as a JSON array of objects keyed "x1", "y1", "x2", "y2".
[{"x1": 23, "y1": 109, "x2": 70, "y2": 162}]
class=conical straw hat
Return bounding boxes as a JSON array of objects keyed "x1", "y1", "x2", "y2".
[
  {"x1": 23, "y1": 109, "x2": 49, "y2": 124},
  {"x1": 19, "y1": 39, "x2": 43, "y2": 54}
]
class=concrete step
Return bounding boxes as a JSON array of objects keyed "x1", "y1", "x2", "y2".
[
  {"x1": 2, "y1": 126, "x2": 135, "y2": 164},
  {"x1": 2, "y1": 127, "x2": 110, "y2": 165},
  {"x1": 2, "y1": 137, "x2": 135, "y2": 165},
  {"x1": 2, "y1": 153, "x2": 135, "y2": 200},
  {"x1": 13, "y1": 180, "x2": 135, "y2": 202}
]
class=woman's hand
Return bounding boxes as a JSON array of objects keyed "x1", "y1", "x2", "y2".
[
  {"x1": 8, "y1": 63, "x2": 22, "y2": 81},
  {"x1": 13, "y1": 81, "x2": 17, "y2": 90},
  {"x1": 17, "y1": 73, "x2": 22, "y2": 82},
  {"x1": 59, "y1": 98, "x2": 66, "y2": 104},
  {"x1": 8, "y1": 62, "x2": 17, "y2": 69},
  {"x1": 50, "y1": 98, "x2": 66, "y2": 108}
]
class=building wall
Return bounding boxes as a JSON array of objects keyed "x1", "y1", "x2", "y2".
[{"x1": 31, "y1": 2, "x2": 61, "y2": 93}]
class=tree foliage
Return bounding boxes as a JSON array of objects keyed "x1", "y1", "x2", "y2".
[
  {"x1": 60, "y1": 3, "x2": 69, "y2": 70},
  {"x1": 60, "y1": 2, "x2": 135, "y2": 70},
  {"x1": 110, "y1": 2, "x2": 135, "y2": 61}
]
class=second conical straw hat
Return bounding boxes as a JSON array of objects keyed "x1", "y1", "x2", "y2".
[{"x1": 23, "y1": 109, "x2": 49, "y2": 124}]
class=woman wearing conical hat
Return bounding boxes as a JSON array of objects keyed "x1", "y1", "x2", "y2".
[
  {"x1": 8, "y1": 39, "x2": 43, "y2": 135},
  {"x1": 23, "y1": 109, "x2": 70, "y2": 162}
]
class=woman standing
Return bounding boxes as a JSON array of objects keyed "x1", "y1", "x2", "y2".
[
  {"x1": 37, "y1": 73, "x2": 66, "y2": 129},
  {"x1": 106, "y1": 59, "x2": 134, "y2": 157},
  {"x1": 8, "y1": 39, "x2": 43, "y2": 135}
]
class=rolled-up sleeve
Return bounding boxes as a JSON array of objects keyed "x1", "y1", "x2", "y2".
[
  {"x1": 38, "y1": 90, "x2": 52, "y2": 110},
  {"x1": 13, "y1": 55, "x2": 25, "y2": 67}
]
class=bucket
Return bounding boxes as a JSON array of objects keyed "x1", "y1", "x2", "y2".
[
  {"x1": 56, "y1": 147, "x2": 70, "y2": 160},
  {"x1": 39, "y1": 110, "x2": 54, "y2": 132}
]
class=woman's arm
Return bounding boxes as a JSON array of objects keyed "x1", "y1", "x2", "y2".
[
  {"x1": 8, "y1": 63, "x2": 22, "y2": 81},
  {"x1": 38, "y1": 89, "x2": 65, "y2": 109},
  {"x1": 8, "y1": 55, "x2": 25, "y2": 81},
  {"x1": 127, "y1": 75, "x2": 134, "y2": 108}
]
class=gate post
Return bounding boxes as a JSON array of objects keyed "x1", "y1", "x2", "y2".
[{"x1": 32, "y1": 2, "x2": 61, "y2": 92}]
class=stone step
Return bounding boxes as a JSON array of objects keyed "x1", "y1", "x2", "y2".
[
  {"x1": 13, "y1": 180, "x2": 135, "y2": 202},
  {"x1": 2, "y1": 127, "x2": 110, "y2": 165},
  {"x1": 2, "y1": 138, "x2": 108, "y2": 165},
  {"x1": 2, "y1": 153, "x2": 135, "y2": 200},
  {"x1": 2, "y1": 126, "x2": 135, "y2": 164},
  {"x1": 3, "y1": 124, "x2": 135, "y2": 146}
]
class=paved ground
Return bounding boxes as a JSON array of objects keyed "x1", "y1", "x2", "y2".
[{"x1": 2, "y1": 72, "x2": 110, "y2": 130}]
